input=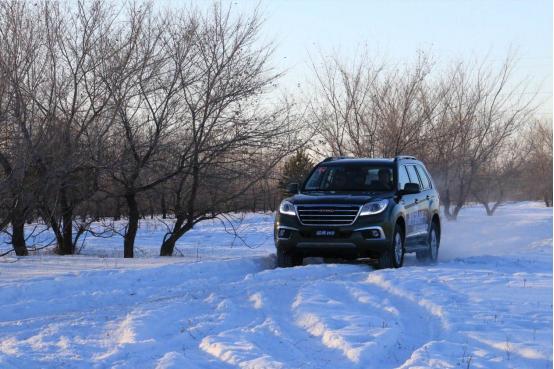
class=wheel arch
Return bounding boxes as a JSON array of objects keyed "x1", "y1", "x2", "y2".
[{"x1": 395, "y1": 215, "x2": 406, "y2": 239}]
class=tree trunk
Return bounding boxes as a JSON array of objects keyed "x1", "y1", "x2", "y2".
[
  {"x1": 46, "y1": 213, "x2": 64, "y2": 255},
  {"x1": 94, "y1": 201, "x2": 101, "y2": 221},
  {"x1": 57, "y1": 188, "x2": 75, "y2": 255},
  {"x1": 480, "y1": 201, "x2": 493, "y2": 216},
  {"x1": 11, "y1": 204, "x2": 28, "y2": 256},
  {"x1": 161, "y1": 193, "x2": 167, "y2": 219},
  {"x1": 160, "y1": 160, "x2": 200, "y2": 257},
  {"x1": 114, "y1": 198, "x2": 121, "y2": 221},
  {"x1": 124, "y1": 192, "x2": 139, "y2": 258},
  {"x1": 61, "y1": 210, "x2": 74, "y2": 255},
  {"x1": 489, "y1": 201, "x2": 502, "y2": 215},
  {"x1": 160, "y1": 236, "x2": 177, "y2": 256},
  {"x1": 451, "y1": 203, "x2": 463, "y2": 220},
  {"x1": 443, "y1": 189, "x2": 455, "y2": 220},
  {"x1": 160, "y1": 217, "x2": 192, "y2": 256}
]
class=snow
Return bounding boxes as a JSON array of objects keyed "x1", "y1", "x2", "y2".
[
  {"x1": 0, "y1": 202, "x2": 552, "y2": 368},
  {"x1": 0, "y1": 213, "x2": 275, "y2": 260}
]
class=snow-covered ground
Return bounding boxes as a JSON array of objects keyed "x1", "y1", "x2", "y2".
[{"x1": 0, "y1": 202, "x2": 551, "y2": 368}]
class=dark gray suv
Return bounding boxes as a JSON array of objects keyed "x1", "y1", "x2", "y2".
[{"x1": 274, "y1": 156, "x2": 441, "y2": 268}]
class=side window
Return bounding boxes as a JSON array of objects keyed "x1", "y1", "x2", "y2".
[
  {"x1": 406, "y1": 165, "x2": 422, "y2": 187},
  {"x1": 398, "y1": 166, "x2": 411, "y2": 190},
  {"x1": 415, "y1": 165, "x2": 431, "y2": 190}
]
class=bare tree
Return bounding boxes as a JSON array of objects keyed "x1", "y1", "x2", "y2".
[
  {"x1": 308, "y1": 51, "x2": 538, "y2": 220},
  {"x1": 308, "y1": 51, "x2": 383, "y2": 157},
  {"x1": 437, "y1": 57, "x2": 536, "y2": 220},
  {"x1": 472, "y1": 140, "x2": 526, "y2": 215},
  {"x1": 159, "y1": 5, "x2": 301, "y2": 256},
  {"x1": 374, "y1": 53, "x2": 441, "y2": 158},
  {"x1": 522, "y1": 119, "x2": 553, "y2": 207},
  {"x1": 308, "y1": 51, "x2": 445, "y2": 160},
  {"x1": 0, "y1": 1, "x2": 50, "y2": 256},
  {"x1": 25, "y1": 1, "x2": 119, "y2": 254},
  {"x1": 100, "y1": 3, "x2": 187, "y2": 258}
]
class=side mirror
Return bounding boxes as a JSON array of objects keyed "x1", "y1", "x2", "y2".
[
  {"x1": 398, "y1": 182, "x2": 420, "y2": 195},
  {"x1": 286, "y1": 183, "x2": 299, "y2": 194}
]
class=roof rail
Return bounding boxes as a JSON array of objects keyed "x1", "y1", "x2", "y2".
[
  {"x1": 394, "y1": 155, "x2": 417, "y2": 161},
  {"x1": 322, "y1": 156, "x2": 351, "y2": 162}
]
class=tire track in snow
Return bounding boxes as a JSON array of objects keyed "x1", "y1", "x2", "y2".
[
  {"x1": 198, "y1": 264, "x2": 366, "y2": 369},
  {"x1": 198, "y1": 263, "x2": 447, "y2": 369},
  {"x1": 290, "y1": 268, "x2": 446, "y2": 368},
  {"x1": 0, "y1": 256, "x2": 277, "y2": 369},
  {"x1": 363, "y1": 270, "x2": 448, "y2": 367}
]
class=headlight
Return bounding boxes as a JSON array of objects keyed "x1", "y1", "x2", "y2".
[
  {"x1": 359, "y1": 199, "x2": 388, "y2": 216},
  {"x1": 279, "y1": 200, "x2": 296, "y2": 216}
]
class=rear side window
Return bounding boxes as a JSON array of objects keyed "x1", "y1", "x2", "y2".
[
  {"x1": 415, "y1": 165, "x2": 432, "y2": 190},
  {"x1": 398, "y1": 166, "x2": 411, "y2": 190},
  {"x1": 406, "y1": 165, "x2": 421, "y2": 187}
]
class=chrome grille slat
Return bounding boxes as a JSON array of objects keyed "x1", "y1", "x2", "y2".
[
  {"x1": 296, "y1": 205, "x2": 361, "y2": 226},
  {"x1": 298, "y1": 211, "x2": 358, "y2": 215},
  {"x1": 299, "y1": 214, "x2": 355, "y2": 217},
  {"x1": 298, "y1": 209, "x2": 358, "y2": 212},
  {"x1": 300, "y1": 219, "x2": 352, "y2": 222}
]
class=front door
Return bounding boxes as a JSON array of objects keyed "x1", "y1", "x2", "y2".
[
  {"x1": 404, "y1": 165, "x2": 429, "y2": 248},
  {"x1": 398, "y1": 165, "x2": 420, "y2": 241}
]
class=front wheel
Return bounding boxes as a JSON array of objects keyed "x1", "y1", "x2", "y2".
[
  {"x1": 378, "y1": 225, "x2": 404, "y2": 269},
  {"x1": 276, "y1": 249, "x2": 303, "y2": 268}
]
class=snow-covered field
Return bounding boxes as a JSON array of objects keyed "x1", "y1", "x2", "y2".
[{"x1": 0, "y1": 202, "x2": 551, "y2": 368}]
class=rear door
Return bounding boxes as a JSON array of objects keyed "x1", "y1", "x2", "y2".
[{"x1": 414, "y1": 164, "x2": 434, "y2": 236}]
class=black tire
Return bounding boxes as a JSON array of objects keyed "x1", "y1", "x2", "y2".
[
  {"x1": 378, "y1": 225, "x2": 404, "y2": 269},
  {"x1": 416, "y1": 221, "x2": 440, "y2": 264},
  {"x1": 277, "y1": 249, "x2": 303, "y2": 268}
]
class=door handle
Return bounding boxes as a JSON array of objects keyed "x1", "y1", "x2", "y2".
[{"x1": 426, "y1": 195, "x2": 431, "y2": 200}]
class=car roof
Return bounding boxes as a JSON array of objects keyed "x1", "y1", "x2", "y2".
[
  {"x1": 320, "y1": 158, "x2": 395, "y2": 166},
  {"x1": 319, "y1": 157, "x2": 424, "y2": 167}
]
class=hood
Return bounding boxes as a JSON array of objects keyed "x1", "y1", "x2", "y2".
[{"x1": 288, "y1": 191, "x2": 394, "y2": 205}]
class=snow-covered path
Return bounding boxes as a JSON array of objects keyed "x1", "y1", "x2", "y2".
[{"x1": 0, "y1": 203, "x2": 551, "y2": 368}]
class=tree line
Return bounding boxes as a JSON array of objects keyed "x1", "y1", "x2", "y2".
[
  {"x1": 0, "y1": 1, "x2": 303, "y2": 257},
  {"x1": 0, "y1": 1, "x2": 551, "y2": 258},
  {"x1": 303, "y1": 51, "x2": 552, "y2": 219}
]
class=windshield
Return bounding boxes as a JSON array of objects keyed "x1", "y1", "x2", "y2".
[{"x1": 304, "y1": 164, "x2": 394, "y2": 192}]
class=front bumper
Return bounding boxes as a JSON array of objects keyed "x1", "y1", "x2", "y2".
[{"x1": 274, "y1": 212, "x2": 393, "y2": 259}]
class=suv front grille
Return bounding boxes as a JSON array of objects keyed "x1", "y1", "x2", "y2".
[{"x1": 296, "y1": 205, "x2": 361, "y2": 226}]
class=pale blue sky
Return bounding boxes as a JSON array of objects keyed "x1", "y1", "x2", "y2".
[{"x1": 162, "y1": 0, "x2": 553, "y2": 118}]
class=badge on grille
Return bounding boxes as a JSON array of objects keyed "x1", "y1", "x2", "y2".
[{"x1": 315, "y1": 230, "x2": 336, "y2": 236}]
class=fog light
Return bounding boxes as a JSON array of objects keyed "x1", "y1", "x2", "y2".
[
  {"x1": 362, "y1": 229, "x2": 382, "y2": 239},
  {"x1": 278, "y1": 228, "x2": 291, "y2": 239}
]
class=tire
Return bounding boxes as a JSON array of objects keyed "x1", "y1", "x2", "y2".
[
  {"x1": 378, "y1": 225, "x2": 404, "y2": 269},
  {"x1": 277, "y1": 248, "x2": 303, "y2": 268},
  {"x1": 416, "y1": 221, "x2": 439, "y2": 264}
]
